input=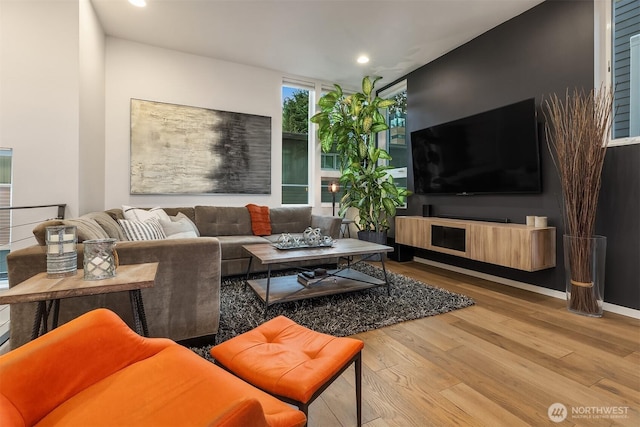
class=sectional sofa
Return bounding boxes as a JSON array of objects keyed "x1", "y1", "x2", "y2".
[{"x1": 6, "y1": 205, "x2": 341, "y2": 349}]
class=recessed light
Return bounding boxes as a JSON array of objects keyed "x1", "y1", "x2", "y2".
[
  {"x1": 129, "y1": 0, "x2": 146, "y2": 7},
  {"x1": 357, "y1": 55, "x2": 369, "y2": 64}
]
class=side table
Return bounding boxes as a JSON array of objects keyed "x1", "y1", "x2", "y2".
[{"x1": 0, "y1": 262, "x2": 158, "y2": 340}]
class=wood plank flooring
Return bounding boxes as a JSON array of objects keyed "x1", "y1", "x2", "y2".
[{"x1": 309, "y1": 260, "x2": 640, "y2": 427}]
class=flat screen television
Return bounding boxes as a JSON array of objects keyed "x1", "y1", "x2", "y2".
[{"x1": 411, "y1": 98, "x2": 541, "y2": 195}]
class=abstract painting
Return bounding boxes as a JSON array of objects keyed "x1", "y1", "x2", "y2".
[{"x1": 130, "y1": 99, "x2": 271, "y2": 194}]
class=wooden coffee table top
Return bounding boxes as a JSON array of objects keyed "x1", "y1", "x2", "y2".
[
  {"x1": 0, "y1": 263, "x2": 158, "y2": 304},
  {"x1": 243, "y1": 238, "x2": 393, "y2": 264}
]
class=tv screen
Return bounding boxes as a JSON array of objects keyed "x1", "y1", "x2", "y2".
[{"x1": 411, "y1": 98, "x2": 541, "y2": 195}]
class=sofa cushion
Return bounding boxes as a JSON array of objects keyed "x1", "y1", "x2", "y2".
[
  {"x1": 62, "y1": 218, "x2": 111, "y2": 243},
  {"x1": 159, "y1": 217, "x2": 198, "y2": 239},
  {"x1": 118, "y1": 218, "x2": 166, "y2": 241},
  {"x1": 82, "y1": 211, "x2": 128, "y2": 241},
  {"x1": 270, "y1": 207, "x2": 312, "y2": 235},
  {"x1": 195, "y1": 206, "x2": 252, "y2": 236},
  {"x1": 163, "y1": 207, "x2": 196, "y2": 223},
  {"x1": 217, "y1": 235, "x2": 270, "y2": 260},
  {"x1": 246, "y1": 204, "x2": 272, "y2": 236},
  {"x1": 173, "y1": 212, "x2": 200, "y2": 236},
  {"x1": 122, "y1": 205, "x2": 171, "y2": 222}
]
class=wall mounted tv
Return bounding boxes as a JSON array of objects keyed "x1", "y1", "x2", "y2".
[{"x1": 411, "y1": 98, "x2": 541, "y2": 195}]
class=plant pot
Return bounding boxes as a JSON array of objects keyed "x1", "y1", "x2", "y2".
[
  {"x1": 357, "y1": 230, "x2": 387, "y2": 261},
  {"x1": 563, "y1": 235, "x2": 606, "y2": 317}
]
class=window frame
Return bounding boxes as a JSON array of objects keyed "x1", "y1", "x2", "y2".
[
  {"x1": 281, "y1": 79, "x2": 315, "y2": 206},
  {"x1": 378, "y1": 80, "x2": 408, "y2": 209},
  {"x1": 595, "y1": 0, "x2": 640, "y2": 147}
]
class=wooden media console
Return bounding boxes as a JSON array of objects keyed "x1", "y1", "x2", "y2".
[{"x1": 395, "y1": 216, "x2": 556, "y2": 272}]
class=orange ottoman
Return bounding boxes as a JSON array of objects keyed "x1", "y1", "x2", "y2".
[{"x1": 210, "y1": 316, "x2": 364, "y2": 426}]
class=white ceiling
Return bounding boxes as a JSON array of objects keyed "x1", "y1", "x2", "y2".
[{"x1": 91, "y1": 0, "x2": 545, "y2": 89}]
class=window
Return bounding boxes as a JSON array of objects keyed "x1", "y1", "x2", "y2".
[
  {"x1": 596, "y1": 0, "x2": 640, "y2": 145},
  {"x1": 282, "y1": 79, "x2": 343, "y2": 209},
  {"x1": 282, "y1": 85, "x2": 311, "y2": 204},
  {"x1": 0, "y1": 149, "x2": 12, "y2": 282},
  {"x1": 378, "y1": 81, "x2": 408, "y2": 206}
]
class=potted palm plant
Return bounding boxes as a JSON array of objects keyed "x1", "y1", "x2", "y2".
[
  {"x1": 544, "y1": 86, "x2": 613, "y2": 317},
  {"x1": 310, "y1": 76, "x2": 409, "y2": 248}
]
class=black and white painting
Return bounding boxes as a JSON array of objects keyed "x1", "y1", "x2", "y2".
[{"x1": 130, "y1": 99, "x2": 271, "y2": 194}]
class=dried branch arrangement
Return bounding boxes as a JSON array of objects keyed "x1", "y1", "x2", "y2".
[{"x1": 544, "y1": 86, "x2": 613, "y2": 315}]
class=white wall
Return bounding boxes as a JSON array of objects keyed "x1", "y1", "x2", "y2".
[
  {"x1": 0, "y1": 0, "x2": 81, "y2": 249},
  {"x1": 78, "y1": 0, "x2": 105, "y2": 213},
  {"x1": 105, "y1": 38, "x2": 284, "y2": 209}
]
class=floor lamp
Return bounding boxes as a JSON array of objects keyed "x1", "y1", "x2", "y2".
[{"x1": 328, "y1": 181, "x2": 339, "y2": 216}]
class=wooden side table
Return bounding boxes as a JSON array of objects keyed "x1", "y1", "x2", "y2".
[{"x1": 0, "y1": 263, "x2": 158, "y2": 340}]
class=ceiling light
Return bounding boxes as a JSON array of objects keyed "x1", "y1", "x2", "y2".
[
  {"x1": 129, "y1": 0, "x2": 146, "y2": 7},
  {"x1": 357, "y1": 55, "x2": 369, "y2": 64}
]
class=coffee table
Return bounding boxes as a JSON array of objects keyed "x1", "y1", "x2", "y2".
[{"x1": 243, "y1": 238, "x2": 393, "y2": 311}]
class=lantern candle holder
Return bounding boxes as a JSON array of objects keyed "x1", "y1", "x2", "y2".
[
  {"x1": 45, "y1": 225, "x2": 78, "y2": 278},
  {"x1": 83, "y1": 238, "x2": 118, "y2": 281}
]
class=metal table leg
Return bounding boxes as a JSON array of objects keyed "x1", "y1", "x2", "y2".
[
  {"x1": 129, "y1": 289, "x2": 149, "y2": 336},
  {"x1": 379, "y1": 254, "x2": 391, "y2": 296},
  {"x1": 244, "y1": 256, "x2": 254, "y2": 290},
  {"x1": 31, "y1": 299, "x2": 60, "y2": 340},
  {"x1": 264, "y1": 265, "x2": 272, "y2": 315}
]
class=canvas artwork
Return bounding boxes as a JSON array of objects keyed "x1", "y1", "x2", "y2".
[{"x1": 130, "y1": 99, "x2": 271, "y2": 194}]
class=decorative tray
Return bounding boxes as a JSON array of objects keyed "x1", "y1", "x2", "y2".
[{"x1": 273, "y1": 242, "x2": 334, "y2": 250}]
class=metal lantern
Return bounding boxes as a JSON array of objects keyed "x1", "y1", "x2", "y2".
[
  {"x1": 45, "y1": 225, "x2": 78, "y2": 278},
  {"x1": 83, "y1": 238, "x2": 118, "y2": 280}
]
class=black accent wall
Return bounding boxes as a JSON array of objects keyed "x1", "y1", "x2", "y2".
[{"x1": 393, "y1": 0, "x2": 640, "y2": 310}]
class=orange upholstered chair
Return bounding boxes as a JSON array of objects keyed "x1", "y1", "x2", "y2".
[
  {"x1": 0, "y1": 309, "x2": 306, "y2": 427},
  {"x1": 210, "y1": 316, "x2": 364, "y2": 426}
]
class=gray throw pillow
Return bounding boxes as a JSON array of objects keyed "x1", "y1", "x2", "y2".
[
  {"x1": 61, "y1": 218, "x2": 110, "y2": 243},
  {"x1": 160, "y1": 217, "x2": 198, "y2": 239}
]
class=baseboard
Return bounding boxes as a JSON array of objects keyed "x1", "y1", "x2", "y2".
[{"x1": 413, "y1": 257, "x2": 640, "y2": 320}]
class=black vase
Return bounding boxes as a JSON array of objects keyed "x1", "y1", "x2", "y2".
[{"x1": 357, "y1": 230, "x2": 387, "y2": 261}]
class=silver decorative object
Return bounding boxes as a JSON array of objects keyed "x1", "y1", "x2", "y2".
[
  {"x1": 274, "y1": 230, "x2": 334, "y2": 250},
  {"x1": 303, "y1": 227, "x2": 322, "y2": 246},
  {"x1": 277, "y1": 233, "x2": 294, "y2": 248},
  {"x1": 83, "y1": 238, "x2": 118, "y2": 280},
  {"x1": 46, "y1": 226, "x2": 77, "y2": 278}
]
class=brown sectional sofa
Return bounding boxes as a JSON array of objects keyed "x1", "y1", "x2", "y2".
[{"x1": 6, "y1": 205, "x2": 341, "y2": 349}]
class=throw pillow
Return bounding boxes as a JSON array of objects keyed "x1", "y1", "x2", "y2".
[
  {"x1": 118, "y1": 218, "x2": 166, "y2": 241},
  {"x1": 81, "y1": 211, "x2": 127, "y2": 241},
  {"x1": 246, "y1": 204, "x2": 271, "y2": 236},
  {"x1": 173, "y1": 212, "x2": 200, "y2": 237},
  {"x1": 159, "y1": 218, "x2": 198, "y2": 239},
  {"x1": 61, "y1": 218, "x2": 110, "y2": 243},
  {"x1": 122, "y1": 205, "x2": 171, "y2": 223}
]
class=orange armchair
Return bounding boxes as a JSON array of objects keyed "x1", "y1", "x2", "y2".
[{"x1": 0, "y1": 309, "x2": 306, "y2": 427}]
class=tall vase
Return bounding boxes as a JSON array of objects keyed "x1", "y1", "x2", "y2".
[{"x1": 563, "y1": 235, "x2": 606, "y2": 317}]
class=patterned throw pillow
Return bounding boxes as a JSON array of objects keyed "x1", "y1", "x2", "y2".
[{"x1": 118, "y1": 218, "x2": 166, "y2": 241}]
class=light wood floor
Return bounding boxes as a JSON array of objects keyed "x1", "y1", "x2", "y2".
[{"x1": 309, "y1": 260, "x2": 640, "y2": 427}]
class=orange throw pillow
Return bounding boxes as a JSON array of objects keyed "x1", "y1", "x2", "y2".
[{"x1": 246, "y1": 204, "x2": 272, "y2": 236}]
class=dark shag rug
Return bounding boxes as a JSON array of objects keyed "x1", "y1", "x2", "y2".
[{"x1": 191, "y1": 263, "x2": 474, "y2": 359}]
